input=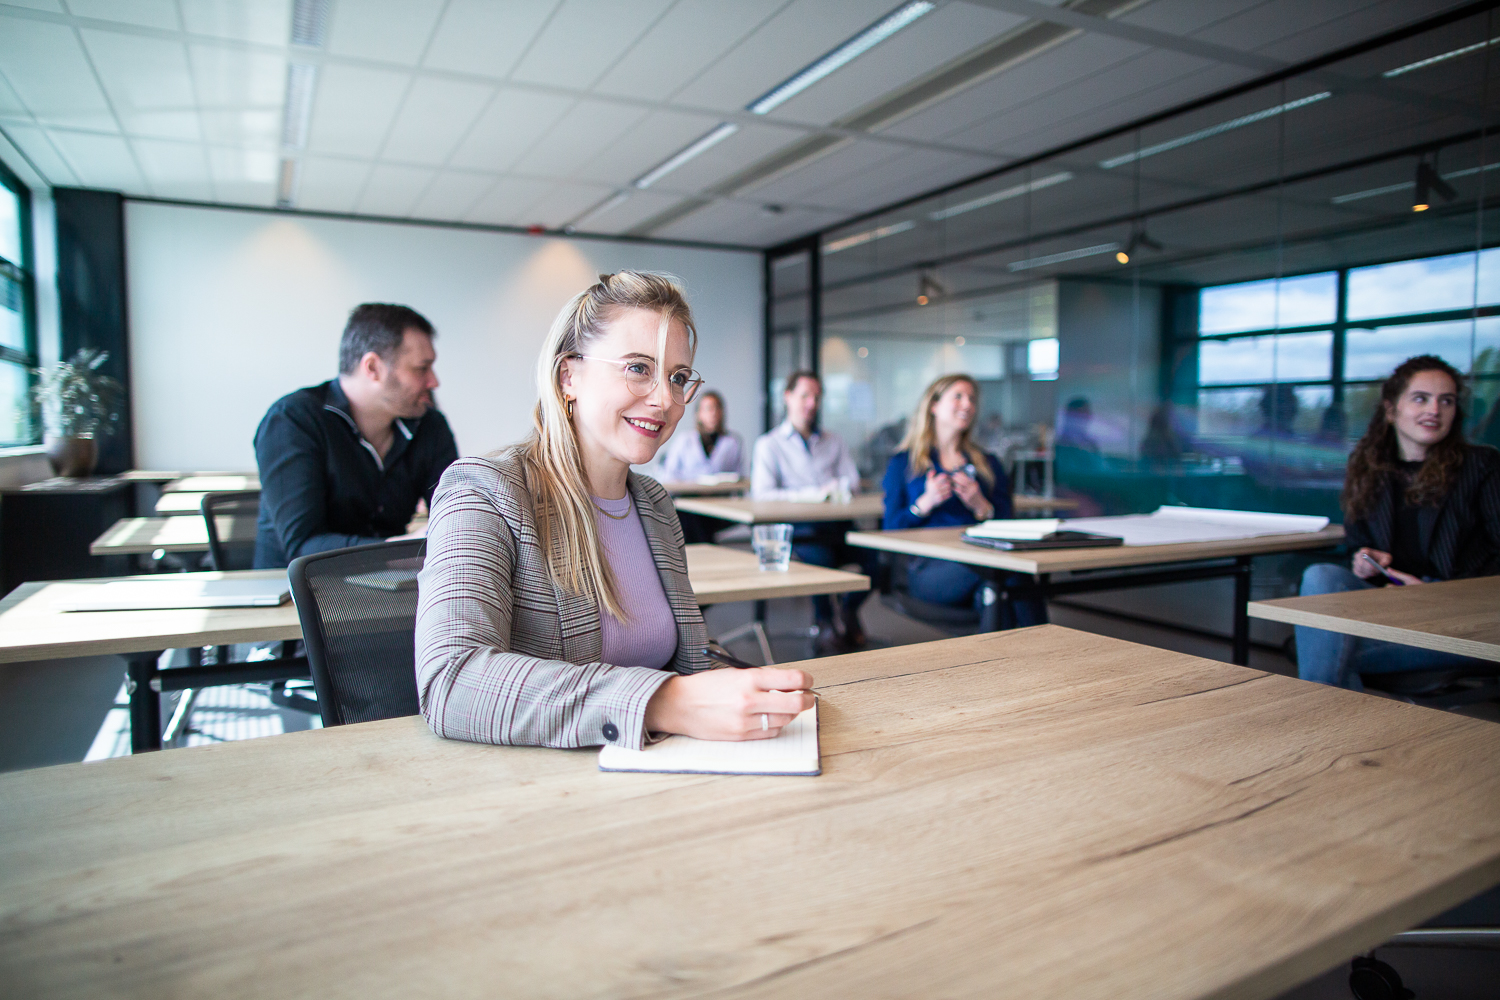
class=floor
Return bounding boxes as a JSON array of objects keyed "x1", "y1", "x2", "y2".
[{"x1": 1, "y1": 590, "x2": 1495, "y2": 997}]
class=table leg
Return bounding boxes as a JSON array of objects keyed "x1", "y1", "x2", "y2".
[
  {"x1": 1232, "y1": 556, "x2": 1252, "y2": 667},
  {"x1": 123, "y1": 650, "x2": 165, "y2": 753}
]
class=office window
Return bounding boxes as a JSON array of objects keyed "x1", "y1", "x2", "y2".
[
  {"x1": 1346, "y1": 248, "x2": 1500, "y2": 321},
  {"x1": 0, "y1": 162, "x2": 35, "y2": 447},
  {"x1": 1198, "y1": 331, "x2": 1333, "y2": 385},
  {"x1": 1028, "y1": 338, "x2": 1058, "y2": 380},
  {"x1": 1345, "y1": 318, "x2": 1500, "y2": 381},
  {"x1": 1199, "y1": 272, "x2": 1337, "y2": 334}
]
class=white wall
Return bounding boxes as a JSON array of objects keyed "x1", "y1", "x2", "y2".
[{"x1": 124, "y1": 203, "x2": 762, "y2": 471}]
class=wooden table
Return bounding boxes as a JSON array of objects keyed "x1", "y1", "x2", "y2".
[
  {"x1": 89, "y1": 515, "x2": 257, "y2": 555},
  {"x1": 674, "y1": 493, "x2": 886, "y2": 523},
  {"x1": 3, "y1": 626, "x2": 1498, "y2": 999},
  {"x1": 1249, "y1": 575, "x2": 1500, "y2": 662},
  {"x1": 0, "y1": 547, "x2": 867, "y2": 752},
  {"x1": 161, "y1": 474, "x2": 259, "y2": 493},
  {"x1": 1013, "y1": 494, "x2": 1080, "y2": 514},
  {"x1": 153, "y1": 491, "x2": 210, "y2": 514},
  {"x1": 846, "y1": 524, "x2": 1346, "y2": 665},
  {"x1": 660, "y1": 477, "x2": 748, "y2": 496}
]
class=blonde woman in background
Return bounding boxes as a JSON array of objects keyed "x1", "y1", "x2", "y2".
[
  {"x1": 881, "y1": 373, "x2": 1045, "y2": 630},
  {"x1": 415, "y1": 272, "x2": 813, "y2": 749}
]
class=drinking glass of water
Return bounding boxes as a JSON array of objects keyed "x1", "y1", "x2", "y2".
[{"x1": 752, "y1": 523, "x2": 793, "y2": 572}]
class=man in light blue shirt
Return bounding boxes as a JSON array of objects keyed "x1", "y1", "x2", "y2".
[{"x1": 751, "y1": 370, "x2": 876, "y2": 653}]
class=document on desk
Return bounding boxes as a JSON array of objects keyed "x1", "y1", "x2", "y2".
[
  {"x1": 59, "y1": 578, "x2": 291, "y2": 611},
  {"x1": 1058, "y1": 506, "x2": 1330, "y2": 546},
  {"x1": 599, "y1": 703, "x2": 820, "y2": 776}
]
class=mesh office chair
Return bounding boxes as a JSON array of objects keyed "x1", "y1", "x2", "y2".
[
  {"x1": 200, "y1": 490, "x2": 261, "y2": 572},
  {"x1": 288, "y1": 540, "x2": 425, "y2": 727}
]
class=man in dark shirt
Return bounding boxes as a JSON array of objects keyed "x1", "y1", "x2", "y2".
[{"x1": 253, "y1": 303, "x2": 459, "y2": 568}]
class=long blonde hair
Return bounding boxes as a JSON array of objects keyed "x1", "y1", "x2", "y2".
[
  {"x1": 517, "y1": 271, "x2": 697, "y2": 620},
  {"x1": 898, "y1": 374, "x2": 994, "y2": 486}
]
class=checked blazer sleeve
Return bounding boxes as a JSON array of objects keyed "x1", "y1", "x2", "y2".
[{"x1": 415, "y1": 455, "x2": 704, "y2": 750}]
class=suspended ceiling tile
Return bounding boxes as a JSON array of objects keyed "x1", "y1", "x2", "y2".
[
  {"x1": 0, "y1": 18, "x2": 118, "y2": 132},
  {"x1": 188, "y1": 45, "x2": 285, "y2": 108},
  {"x1": 1254, "y1": 0, "x2": 1459, "y2": 64},
  {"x1": 326, "y1": 0, "x2": 448, "y2": 66},
  {"x1": 66, "y1": 0, "x2": 181, "y2": 30},
  {"x1": 80, "y1": 30, "x2": 201, "y2": 139},
  {"x1": 3, "y1": 1, "x2": 64, "y2": 11},
  {"x1": 132, "y1": 137, "x2": 214, "y2": 199},
  {"x1": 0, "y1": 72, "x2": 28, "y2": 117},
  {"x1": 654, "y1": 198, "x2": 846, "y2": 246},
  {"x1": 356, "y1": 163, "x2": 437, "y2": 217},
  {"x1": 680, "y1": 0, "x2": 920, "y2": 114},
  {"x1": 410, "y1": 170, "x2": 495, "y2": 220},
  {"x1": 48, "y1": 130, "x2": 147, "y2": 191},
  {"x1": 199, "y1": 109, "x2": 280, "y2": 147},
  {"x1": 447, "y1": 88, "x2": 574, "y2": 172},
  {"x1": 509, "y1": 99, "x2": 650, "y2": 179},
  {"x1": 0, "y1": 123, "x2": 80, "y2": 185},
  {"x1": 509, "y1": 0, "x2": 673, "y2": 91},
  {"x1": 305, "y1": 64, "x2": 411, "y2": 158},
  {"x1": 594, "y1": 0, "x2": 782, "y2": 103},
  {"x1": 570, "y1": 187, "x2": 682, "y2": 233},
  {"x1": 571, "y1": 109, "x2": 727, "y2": 186},
  {"x1": 380, "y1": 77, "x2": 494, "y2": 166},
  {"x1": 295, "y1": 156, "x2": 372, "y2": 213},
  {"x1": 518, "y1": 182, "x2": 615, "y2": 228},
  {"x1": 462, "y1": 175, "x2": 560, "y2": 226},
  {"x1": 422, "y1": 0, "x2": 561, "y2": 79},
  {"x1": 742, "y1": 137, "x2": 900, "y2": 205},
  {"x1": 765, "y1": 2, "x2": 1024, "y2": 127},
  {"x1": 628, "y1": 118, "x2": 805, "y2": 194},
  {"x1": 178, "y1": 0, "x2": 290, "y2": 46},
  {"x1": 208, "y1": 145, "x2": 278, "y2": 190},
  {"x1": 805, "y1": 147, "x2": 995, "y2": 212}
]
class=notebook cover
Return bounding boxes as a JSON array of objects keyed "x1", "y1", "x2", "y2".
[{"x1": 598, "y1": 703, "x2": 820, "y2": 776}]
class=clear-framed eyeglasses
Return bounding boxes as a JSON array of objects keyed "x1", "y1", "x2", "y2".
[{"x1": 572, "y1": 355, "x2": 704, "y2": 404}]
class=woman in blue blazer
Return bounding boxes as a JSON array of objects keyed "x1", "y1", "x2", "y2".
[{"x1": 882, "y1": 374, "x2": 1045, "y2": 629}]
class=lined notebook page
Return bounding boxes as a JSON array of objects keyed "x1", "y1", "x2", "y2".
[{"x1": 598, "y1": 704, "x2": 819, "y2": 776}]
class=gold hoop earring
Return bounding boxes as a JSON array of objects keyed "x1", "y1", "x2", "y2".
[{"x1": 566, "y1": 397, "x2": 574, "y2": 417}]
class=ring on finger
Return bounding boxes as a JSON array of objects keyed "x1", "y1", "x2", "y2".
[{"x1": 761, "y1": 713, "x2": 769, "y2": 731}]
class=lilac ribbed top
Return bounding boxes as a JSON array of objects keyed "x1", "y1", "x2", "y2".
[{"x1": 592, "y1": 494, "x2": 678, "y2": 670}]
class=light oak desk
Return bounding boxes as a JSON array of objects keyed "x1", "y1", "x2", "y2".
[
  {"x1": 153, "y1": 491, "x2": 210, "y2": 514},
  {"x1": 675, "y1": 493, "x2": 1075, "y2": 523},
  {"x1": 90, "y1": 515, "x2": 257, "y2": 556},
  {"x1": 1249, "y1": 575, "x2": 1500, "y2": 662},
  {"x1": 0, "y1": 547, "x2": 866, "y2": 753},
  {"x1": 161, "y1": 474, "x2": 260, "y2": 493},
  {"x1": 660, "y1": 477, "x2": 748, "y2": 496},
  {"x1": 3, "y1": 626, "x2": 1498, "y2": 999},
  {"x1": 846, "y1": 524, "x2": 1346, "y2": 666}
]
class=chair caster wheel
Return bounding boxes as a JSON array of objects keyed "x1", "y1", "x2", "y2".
[{"x1": 1349, "y1": 955, "x2": 1413, "y2": 1000}]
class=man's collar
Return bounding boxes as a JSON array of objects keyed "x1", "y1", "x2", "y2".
[
  {"x1": 778, "y1": 420, "x2": 818, "y2": 441},
  {"x1": 325, "y1": 377, "x2": 419, "y2": 439}
]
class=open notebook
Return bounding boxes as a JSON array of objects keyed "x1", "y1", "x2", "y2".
[{"x1": 599, "y1": 703, "x2": 820, "y2": 776}]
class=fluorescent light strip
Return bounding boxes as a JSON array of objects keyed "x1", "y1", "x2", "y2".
[
  {"x1": 822, "y1": 219, "x2": 916, "y2": 254},
  {"x1": 928, "y1": 171, "x2": 1074, "y2": 221},
  {"x1": 290, "y1": 0, "x2": 331, "y2": 47},
  {"x1": 276, "y1": 157, "x2": 300, "y2": 209},
  {"x1": 748, "y1": 1, "x2": 935, "y2": 115},
  {"x1": 281, "y1": 63, "x2": 316, "y2": 149},
  {"x1": 1008, "y1": 243, "x2": 1121, "y2": 272},
  {"x1": 1384, "y1": 36, "x2": 1500, "y2": 78},
  {"x1": 1330, "y1": 161, "x2": 1500, "y2": 204},
  {"x1": 1099, "y1": 92, "x2": 1332, "y2": 170},
  {"x1": 634, "y1": 123, "x2": 739, "y2": 189}
]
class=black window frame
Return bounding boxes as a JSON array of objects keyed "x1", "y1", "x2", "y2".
[{"x1": 0, "y1": 154, "x2": 38, "y2": 448}]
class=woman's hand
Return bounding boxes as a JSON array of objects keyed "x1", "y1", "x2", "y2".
[
  {"x1": 644, "y1": 667, "x2": 815, "y2": 741},
  {"x1": 914, "y1": 470, "x2": 953, "y2": 515},
  {"x1": 951, "y1": 471, "x2": 991, "y2": 518},
  {"x1": 1352, "y1": 547, "x2": 1392, "y2": 580},
  {"x1": 1386, "y1": 567, "x2": 1424, "y2": 586}
]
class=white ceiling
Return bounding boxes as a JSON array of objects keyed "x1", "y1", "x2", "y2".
[{"x1": 0, "y1": 0, "x2": 1472, "y2": 248}]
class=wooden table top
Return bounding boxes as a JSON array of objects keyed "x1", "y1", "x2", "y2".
[
  {"x1": 660, "y1": 477, "x2": 748, "y2": 496},
  {"x1": 1013, "y1": 494, "x2": 1081, "y2": 513},
  {"x1": 161, "y1": 474, "x2": 260, "y2": 493},
  {"x1": 153, "y1": 491, "x2": 209, "y2": 513},
  {"x1": 1249, "y1": 575, "x2": 1500, "y2": 662},
  {"x1": 847, "y1": 524, "x2": 1346, "y2": 575},
  {"x1": 90, "y1": 515, "x2": 258, "y2": 555},
  {"x1": 3, "y1": 625, "x2": 1498, "y2": 999},
  {"x1": 118, "y1": 470, "x2": 250, "y2": 483},
  {"x1": 0, "y1": 546, "x2": 866, "y2": 664},
  {"x1": 674, "y1": 493, "x2": 887, "y2": 523}
]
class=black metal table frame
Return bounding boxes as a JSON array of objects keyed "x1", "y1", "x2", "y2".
[{"x1": 121, "y1": 652, "x2": 309, "y2": 753}]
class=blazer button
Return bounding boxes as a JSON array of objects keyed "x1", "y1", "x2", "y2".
[{"x1": 602, "y1": 723, "x2": 619, "y2": 742}]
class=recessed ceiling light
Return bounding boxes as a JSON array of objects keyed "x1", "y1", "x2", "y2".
[
  {"x1": 290, "y1": 0, "x2": 330, "y2": 47},
  {"x1": 1008, "y1": 243, "x2": 1121, "y2": 272},
  {"x1": 633, "y1": 123, "x2": 739, "y2": 189},
  {"x1": 928, "y1": 171, "x2": 1073, "y2": 221},
  {"x1": 1384, "y1": 36, "x2": 1500, "y2": 78},
  {"x1": 822, "y1": 219, "x2": 915, "y2": 254},
  {"x1": 1098, "y1": 92, "x2": 1331, "y2": 170},
  {"x1": 747, "y1": 1, "x2": 936, "y2": 115},
  {"x1": 1331, "y1": 162, "x2": 1500, "y2": 205},
  {"x1": 280, "y1": 63, "x2": 316, "y2": 149},
  {"x1": 275, "y1": 158, "x2": 300, "y2": 209}
]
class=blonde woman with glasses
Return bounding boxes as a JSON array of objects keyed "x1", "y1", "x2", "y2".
[{"x1": 416, "y1": 272, "x2": 814, "y2": 749}]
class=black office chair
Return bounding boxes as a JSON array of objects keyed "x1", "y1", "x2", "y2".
[
  {"x1": 288, "y1": 540, "x2": 425, "y2": 727},
  {"x1": 200, "y1": 490, "x2": 261, "y2": 572},
  {"x1": 877, "y1": 553, "x2": 999, "y2": 635}
]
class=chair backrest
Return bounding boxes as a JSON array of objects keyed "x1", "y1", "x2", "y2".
[
  {"x1": 287, "y1": 540, "x2": 425, "y2": 727},
  {"x1": 200, "y1": 490, "x2": 261, "y2": 571}
]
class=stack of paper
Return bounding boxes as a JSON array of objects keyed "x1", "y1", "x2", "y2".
[
  {"x1": 599, "y1": 704, "x2": 820, "y2": 776},
  {"x1": 965, "y1": 519, "x2": 1061, "y2": 540},
  {"x1": 1059, "y1": 506, "x2": 1329, "y2": 546}
]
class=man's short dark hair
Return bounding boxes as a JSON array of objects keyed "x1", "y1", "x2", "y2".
[
  {"x1": 783, "y1": 369, "x2": 820, "y2": 394},
  {"x1": 339, "y1": 304, "x2": 435, "y2": 375}
]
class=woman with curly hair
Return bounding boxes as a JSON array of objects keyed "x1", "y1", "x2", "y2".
[{"x1": 1297, "y1": 354, "x2": 1500, "y2": 688}]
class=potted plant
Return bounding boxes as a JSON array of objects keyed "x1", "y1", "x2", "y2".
[{"x1": 31, "y1": 348, "x2": 123, "y2": 478}]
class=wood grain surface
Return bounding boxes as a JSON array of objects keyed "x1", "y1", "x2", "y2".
[
  {"x1": 1, "y1": 626, "x2": 1497, "y2": 999},
  {"x1": 674, "y1": 493, "x2": 886, "y2": 523},
  {"x1": 89, "y1": 515, "x2": 258, "y2": 555},
  {"x1": 161, "y1": 474, "x2": 260, "y2": 493},
  {"x1": 846, "y1": 524, "x2": 1346, "y2": 575},
  {"x1": 1249, "y1": 575, "x2": 1500, "y2": 662},
  {"x1": 661, "y1": 478, "x2": 749, "y2": 496},
  {"x1": 685, "y1": 542, "x2": 867, "y2": 604},
  {"x1": 153, "y1": 491, "x2": 211, "y2": 513}
]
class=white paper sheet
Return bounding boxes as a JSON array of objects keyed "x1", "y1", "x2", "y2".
[
  {"x1": 966, "y1": 518, "x2": 1061, "y2": 540},
  {"x1": 1057, "y1": 506, "x2": 1329, "y2": 546},
  {"x1": 599, "y1": 703, "x2": 820, "y2": 776}
]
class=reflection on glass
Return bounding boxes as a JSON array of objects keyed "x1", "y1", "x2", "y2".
[
  {"x1": 1345, "y1": 318, "x2": 1500, "y2": 379},
  {"x1": 0, "y1": 275, "x2": 24, "y2": 352},
  {"x1": 0, "y1": 185, "x2": 21, "y2": 267},
  {"x1": 1199, "y1": 272, "x2": 1337, "y2": 334},
  {"x1": 1346, "y1": 248, "x2": 1500, "y2": 320},
  {"x1": 0, "y1": 360, "x2": 31, "y2": 446},
  {"x1": 1197, "y1": 385, "x2": 1332, "y2": 439},
  {"x1": 1198, "y1": 331, "x2": 1333, "y2": 385}
]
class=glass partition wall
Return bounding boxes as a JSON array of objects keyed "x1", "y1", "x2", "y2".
[{"x1": 767, "y1": 8, "x2": 1500, "y2": 520}]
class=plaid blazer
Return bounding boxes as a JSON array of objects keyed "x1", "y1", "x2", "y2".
[
  {"x1": 415, "y1": 453, "x2": 709, "y2": 750},
  {"x1": 1344, "y1": 443, "x2": 1500, "y2": 580}
]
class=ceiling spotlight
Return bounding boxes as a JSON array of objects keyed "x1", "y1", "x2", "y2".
[
  {"x1": 916, "y1": 271, "x2": 947, "y2": 306},
  {"x1": 1116, "y1": 226, "x2": 1163, "y2": 265},
  {"x1": 955, "y1": 336, "x2": 966, "y2": 346},
  {"x1": 1413, "y1": 160, "x2": 1457, "y2": 212}
]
